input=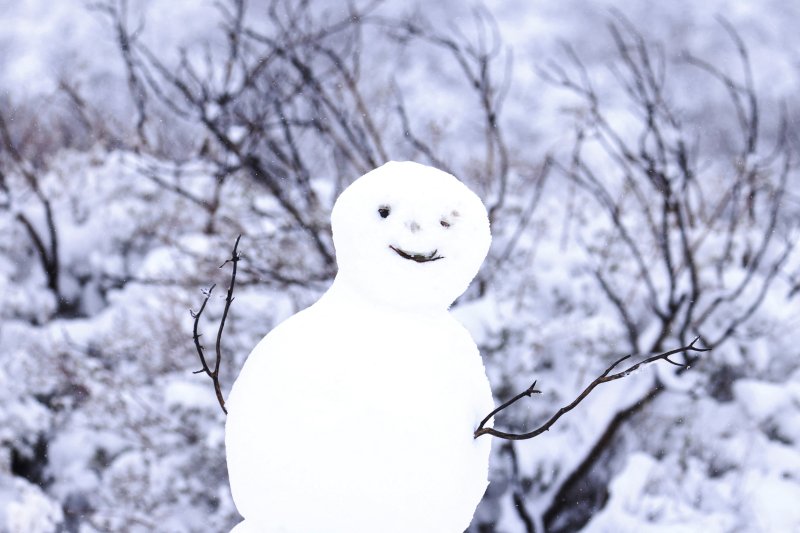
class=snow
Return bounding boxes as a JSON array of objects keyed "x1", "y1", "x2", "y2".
[
  {"x1": 733, "y1": 379, "x2": 795, "y2": 421},
  {"x1": 584, "y1": 453, "x2": 738, "y2": 533},
  {"x1": 0, "y1": 1, "x2": 799, "y2": 531},
  {"x1": 225, "y1": 162, "x2": 495, "y2": 532},
  {"x1": 745, "y1": 472, "x2": 800, "y2": 532},
  {"x1": 3, "y1": 478, "x2": 63, "y2": 533},
  {"x1": 164, "y1": 379, "x2": 220, "y2": 410}
]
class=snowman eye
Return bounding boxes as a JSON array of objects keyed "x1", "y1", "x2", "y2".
[
  {"x1": 378, "y1": 206, "x2": 391, "y2": 219},
  {"x1": 440, "y1": 219, "x2": 451, "y2": 228}
]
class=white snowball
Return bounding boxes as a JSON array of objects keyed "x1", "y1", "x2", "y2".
[{"x1": 226, "y1": 161, "x2": 495, "y2": 532}]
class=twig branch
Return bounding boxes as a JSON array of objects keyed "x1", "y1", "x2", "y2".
[
  {"x1": 0, "y1": 110, "x2": 62, "y2": 304},
  {"x1": 190, "y1": 234, "x2": 242, "y2": 415},
  {"x1": 474, "y1": 337, "x2": 710, "y2": 440}
]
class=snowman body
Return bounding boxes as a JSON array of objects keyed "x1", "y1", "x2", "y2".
[{"x1": 226, "y1": 161, "x2": 494, "y2": 533}]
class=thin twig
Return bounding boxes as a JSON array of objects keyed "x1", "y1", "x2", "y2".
[
  {"x1": 477, "y1": 380, "x2": 541, "y2": 431},
  {"x1": 191, "y1": 234, "x2": 242, "y2": 414},
  {"x1": 191, "y1": 284, "x2": 216, "y2": 375},
  {"x1": 474, "y1": 337, "x2": 710, "y2": 440}
]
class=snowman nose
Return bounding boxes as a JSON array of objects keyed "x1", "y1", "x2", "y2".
[{"x1": 407, "y1": 220, "x2": 421, "y2": 233}]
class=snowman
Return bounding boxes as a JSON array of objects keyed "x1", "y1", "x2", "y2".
[{"x1": 225, "y1": 161, "x2": 495, "y2": 533}]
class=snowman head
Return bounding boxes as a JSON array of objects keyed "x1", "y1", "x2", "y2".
[{"x1": 331, "y1": 161, "x2": 491, "y2": 311}]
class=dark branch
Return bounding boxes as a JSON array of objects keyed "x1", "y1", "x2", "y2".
[
  {"x1": 192, "y1": 283, "x2": 216, "y2": 375},
  {"x1": 474, "y1": 337, "x2": 710, "y2": 440},
  {"x1": 190, "y1": 234, "x2": 242, "y2": 415},
  {"x1": 477, "y1": 381, "x2": 541, "y2": 432}
]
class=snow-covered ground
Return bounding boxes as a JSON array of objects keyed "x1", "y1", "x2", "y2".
[{"x1": 1, "y1": 1, "x2": 799, "y2": 532}]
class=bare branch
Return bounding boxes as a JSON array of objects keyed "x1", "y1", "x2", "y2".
[
  {"x1": 89, "y1": 0, "x2": 150, "y2": 148},
  {"x1": 592, "y1": 269, "x2": 640, "y2": 351},
  {"x1": 500, "y1": 442, "x2": 537, "y2": 533},
  {"x1": 192, "y1": 284, "x2": 216, "y2": 376},
  {"x1": 490, "y1": 157, "x2": 551, "y2": 270},
  {"x1": 391, "y1": 81, "x2": 453, "y2": 173},
  {"x1": 0, "y1": 110, "x2": 62, "y2": 303},
  {"x1": 383, "y1": 10, "x2": 511, "y2": 223},
  {"x1": 474, "y1": 338, "x2": 710, "y2": 440},
  {"x1": 191, "y1": 234, "x2": 242, "y2": 415}
]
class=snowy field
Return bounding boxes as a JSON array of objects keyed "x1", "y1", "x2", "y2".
[{"x1": 1, "y1": 0, "x2": 799, "y2": 532}]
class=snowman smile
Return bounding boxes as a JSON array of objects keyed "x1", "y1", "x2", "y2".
[{"x1": 390, "y1": 245, "x2": 444, "y2": 263}]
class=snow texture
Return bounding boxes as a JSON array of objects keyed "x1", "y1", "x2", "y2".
[{"x1": 225, "y1": 162, "x2": 495, "y2": 532}]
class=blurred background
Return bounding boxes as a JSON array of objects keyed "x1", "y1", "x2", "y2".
[{"x1": 1, "y1": 0, "x2": 799, "y2": 531}]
